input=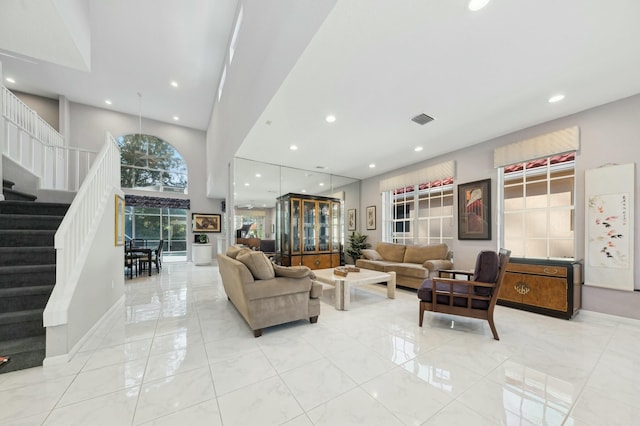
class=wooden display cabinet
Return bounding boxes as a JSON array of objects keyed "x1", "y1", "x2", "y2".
[
  {"x1": 498, "y1": 258, "x2": 582, "y2": 319},
  {"x1": 276, "y1": 193, "x2": 342, "y2": 269}
]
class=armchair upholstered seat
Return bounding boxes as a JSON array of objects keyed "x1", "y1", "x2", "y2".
[{"x1": 418, "y1": 249, "x2": 510, "y2": 340}]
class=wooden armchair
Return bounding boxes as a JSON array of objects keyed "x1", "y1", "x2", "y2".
[{"x1": 418, "y1": 249, "x2": 511, "y2": 340}]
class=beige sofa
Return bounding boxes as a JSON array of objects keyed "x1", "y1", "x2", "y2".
[
  {"x1": 355, "y1": 242, "x2": 453, "y2": 289},
  {"x1": 217, "y1": 247, "x2": 322, "y2": 337}
]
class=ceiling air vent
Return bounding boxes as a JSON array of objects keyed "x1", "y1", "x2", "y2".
[{"x1": 411, "y1": 113, "x2": 434, "y2": 125}]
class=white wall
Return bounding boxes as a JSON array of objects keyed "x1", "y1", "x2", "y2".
[
  {"x1": 68, "y1": 102, "x2": 224, "y2": 261},
  {"x1": 206, "y1": 0, "x2": 338, "y2": 247},
  {"x1": 361, "y1": 94, "x2": 640, "y2": 319},
  {"x1": 46, "y1": 188, "x2": 124, "y2": 359}
]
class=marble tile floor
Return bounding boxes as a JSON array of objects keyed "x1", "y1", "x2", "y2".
[{"x1": 1, "y1": 262, "x2": 639, "y2": 425}]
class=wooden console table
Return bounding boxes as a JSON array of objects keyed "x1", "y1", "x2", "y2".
[{"x1": 497, "y1": 258, "x2": 582, "y2": 319}]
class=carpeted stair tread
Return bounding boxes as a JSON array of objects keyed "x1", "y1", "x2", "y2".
[
  {"x1": 0, "y1": 247, "x2": 56, "y2": 266},
  {"x1": 0, "y1": 200, "x2": 70, "y2": 216},
  {"x1": 0, "y1": 285, "x2": 53, "y2": 297},
  {"x1": 0, "y1": 264, "x2": 56, "y2": 289},
  {"x1": 0, "y1": 213, "x2": 64, "y2": 230},
  {"x1": 0, "y1": 229, "x2": 56, "y2": 247},
  {"x1": 2, "y1": 179, "x2": 16, "y2": 189},
  {"x1": 0, "y1": 308, "x2": 44, "y2": 325},
  {"x1": 0, "y1": 336, "x2": 46, "y2": 373},
  {"x1": 0, "y1": 285, "x2": 53, "y2": 312},
  {"x1": 2, "y1": 187, "x2": 38, "y2": 202}
]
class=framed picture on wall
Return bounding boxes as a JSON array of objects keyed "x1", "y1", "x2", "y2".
[
  {"x1": 347, "y1": 209, "x2": 356, "y2": 231},
  {"x1": 114, "y1": 195, "x2": 125, "y2": 246},
  {"x1": 192, "y1": 213, "x2": 221, "y2": 233},
  {"x1": 366, "y1": 206, "x2": 376, "y2": 230},
  {"x1": 458, "y1": 178, "x2": 491, "y2": 240}
]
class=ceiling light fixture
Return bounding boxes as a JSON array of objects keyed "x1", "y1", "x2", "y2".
[
  {"x1": 301, "y1": 189, "x2": 307, "y2": 193},
  {"x1": 105, "y1": 99, "x2": 112, "y2": 105},
  {"x1": 244, "y1": 182, "x2": 250, "y2": 186},
  {"x1": 319, "y1": 182, "x2": 325, "y2": 186},
  {"x1": 468, "y1": 0, "x2": 490, "y2": 11},
  {"x1": 414, "y1": 146, "x2": 423, "y2": 152},
  {"x1": 548, "y1": 94, "x2": 565, "y2": 103},
  {"x1": 325, "y1": 114, "x2": 336, "y2": 123},
  {"x1": 255, "y1": 173, "x2": 261, "y2": 178},
  {"x1": 289, "y1": 145, "x2": 298, "y2": 151},
  {"x1": 5, "y1": 77, "x2": 15, "y2": 83},
  {"x1": 369, "y1": 164, "x2": 376, "y2": 168},
  {"x1": 170, "y1": 81, "x2": 178, "y2": 88},
  {"x1": 173, "y1": 116, "x2": 179, "y2": 121}
]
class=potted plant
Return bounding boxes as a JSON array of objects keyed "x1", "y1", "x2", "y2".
[
  {"x1": 346, "y1": 231, "x2": 371, "y2": 263},
  {"x1": 196, "y1": 234, "x2": 209, "y2": 244}
]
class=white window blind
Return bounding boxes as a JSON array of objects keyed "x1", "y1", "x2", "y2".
[
  {"x1": 379, "y1": 160, "x2": 455, "y2": 193},
  {"x1": 494, "y1": 126, "x2": 579, "y2": 168}
]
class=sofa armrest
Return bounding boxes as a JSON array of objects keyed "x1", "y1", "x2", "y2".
[
  {"x1": 422, "y1": 259, "x2": 454, "y2": 271},
  {"x1": 310, "y1": 281, "x2": 323, "y2": 299}
]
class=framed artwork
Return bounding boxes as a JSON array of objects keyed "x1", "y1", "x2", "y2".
[
  {"x1": 114, "y1": 195, "x2": 125, "y2": 246},
  {"x1": 458, "y1": 178, "x2": 491, "y2": 240},
  {"x1": 366, "y1": 206, "x2": 376, "y2": 230},
  {"x1": 347, "y1": 209, "x2": 356, "y2": 231},
  {"x1": 192, "y1": 213, "x2": 221, "y2": 233}
]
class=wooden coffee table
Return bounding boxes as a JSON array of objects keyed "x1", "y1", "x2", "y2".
[{"x1": 313, "y1": 268, "x2": 396, "y2": 310}]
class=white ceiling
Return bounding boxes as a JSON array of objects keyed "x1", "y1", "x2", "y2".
[
  {"x1": 2, "y1": 0, "x2": 640, "y2": 206},
  {"x1": 1, "y1": 0, "x2": 238, "y2": 130}
]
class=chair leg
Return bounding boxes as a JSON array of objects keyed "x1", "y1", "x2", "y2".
[
  {"x1": 419, "y1": 302, "x2": 425, "y2": 327},
  {"x1": 309, "y1": 316, "x2": 318, "y2": 323},
  {"x1": 487, "y1": 315, "x2": 499, "y2": 340},
  {"x1": 253, "y1": 329, "x2": 263, "y2": 338}
]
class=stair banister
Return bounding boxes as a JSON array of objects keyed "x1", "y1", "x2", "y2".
[{"x1": 44, "y1": 132, "x2": 120, "y2": 326}]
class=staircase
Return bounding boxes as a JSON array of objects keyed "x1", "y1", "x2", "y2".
[{"x1": 0, "y1": 179, "x2": 69, "y2": 373}]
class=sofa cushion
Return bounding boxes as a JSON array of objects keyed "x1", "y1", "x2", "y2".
[
  {"x1": 237, "y1": 251, "x2": 275, "y2": 280},
  {"x1": 417, "y1": 279, "x2": 489, "y2": 309},
  {"x1": 355, "y1": 259, "x2": 397, "y2": 272},
  {"x1": 385, "y1": 263, "x2": 430, "y2": 279},
  {"x1": 404, "y1": 244, "x2": 448, "y2": 264},
  {"x1": 361, "y1": 249, "x2": 383, "y2": 261},
  {"x1": 274, "y1": 264, "x2": 315, "y2": 279},
  {"x1": 472, "y1": 251, "x2": 499, "y2": 296},
  {"x1": 376, "y1": 242, "x2": 406, "y2": 263},
  {"x1": 227, "y1": 245, "x2": 251, "y2": 259}
]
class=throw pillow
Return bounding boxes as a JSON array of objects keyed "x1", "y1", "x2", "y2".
[
  {"x1": 361, "y1": 249, "x2": 383, "y2": 261},
  {"x1": 237, "y1": 250, "x2": 275, "y2": 280},
  {"x1": 227, "y1": 245, "x2": 251, "y2": 259},
  {"x1": 273, "y1": 264, "x2": 314, "y2": 279}
]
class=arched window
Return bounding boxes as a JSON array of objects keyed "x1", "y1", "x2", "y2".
[{"x1": 117, "y1": 134, "x2": 188, "y2": 193}]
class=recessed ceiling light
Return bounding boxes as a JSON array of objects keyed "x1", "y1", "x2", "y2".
[
  {"x1": 319, "y1": 182, "x2": 325, "y2": 186},
  {"x1": 325, "y1": 114, "x2": 336, "y2": 123},
  {"x1": 548, "y1": 94, "x2": 565, "y2": 103},
  {"x1": 170, "y1": 81, "x2": 178, "y2": 88},
  {"x1": 414, "y1": 146, "x2": 423, "y2": 152},
  {"x1": 369, "y1": 164, "x2": 376, "y2": 168},
  {"x1": 301, "y1": 189, "x2": 307, "y2": 193},
  {"x1": 104, "y1": 99, "x2": 112, "y2": 105},
  {"x1": 173, "y1": 116, "x2": 179, "y2": 121},
  {"x1": 289, "y1": 145, "x2": 298, "y2": 151},
  {"x1": 468, "y1": 0, "x2": 490, "y2": 11},
  {"x1": 315, "y1": 165, "x2": 328, "y2": 170},
  {"x1": 5, "y1": 77, "x2": 15, "y2": 83},
  {"x1": 244, "y1": 182, "x2": 250, "y2": 186},
  {"x1": 255, "y1": 173, "x2": 261, "y2": 178}
]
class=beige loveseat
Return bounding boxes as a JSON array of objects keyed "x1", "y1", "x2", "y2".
[
  {"x1": 355, "y1": 242, "x2": 453, "y2": 290},
  {"x1": 217, "y1": 247, "x2": 322, "y2": 337}
]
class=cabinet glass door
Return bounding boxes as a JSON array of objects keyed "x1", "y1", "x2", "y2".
[
  {"x1": 331, "y1": 201, "x2": 340, "y2": 251},
  {"x1": 303, "y1": 200, "x2": 316, "y2": 252},
  {"x1": 291, "y1": 199, "x2": 301, "y2": 253},
  {"x1": 318, "y1": 201, "x2": 330, "y2": 251}
]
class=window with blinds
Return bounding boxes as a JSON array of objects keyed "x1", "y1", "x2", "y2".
[
  {"x1": 384, "y1": 177, "x2": 454, "y2": 245},
  {"x1": 501, "y1": 153, "x2": 575, "y2": 258}
]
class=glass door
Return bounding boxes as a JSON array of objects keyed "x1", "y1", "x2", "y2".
[
  {"x1": 303, "y1": 200, "x2": 317, "y2": 252},
  {"x1": 291, "y1": 199, "x2": 301, "y2": 253},
  {"x1": 318, "y1": 201, "x2": 330, "y2": 251}
]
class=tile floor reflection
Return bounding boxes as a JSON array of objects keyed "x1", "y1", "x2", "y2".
[{"x1": 1, "y1": 262, "x2": 639, "y2": 425}]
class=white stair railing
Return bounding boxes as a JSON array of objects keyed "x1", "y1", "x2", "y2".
[
  {"x1": 1, "y1": 85, "x2": 97, "y2": 191},
  {"x1": 45, "y1": 132, "x2": 120, "y2": 326}
]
